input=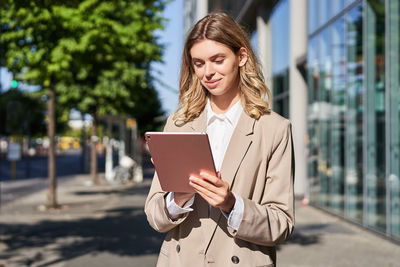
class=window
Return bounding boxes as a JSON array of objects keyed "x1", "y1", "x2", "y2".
[
  {"x1": 365, "y1": 0, "x2": 386, "y2": 233},
  {"x1": 271, "y1": 0, "x2": 290, "y2": 118},
  {"x1": 330, "y1": 17, "x2": 346, "y2": 214},
  {"x1": 388, "y1": 0, "x2": 400, "y2": 239},
  {"x1": 344, "y1": 3, "x2": 364, "y2": 223}
]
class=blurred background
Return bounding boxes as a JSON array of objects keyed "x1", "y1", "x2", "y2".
[{"x1": 0, "y1": 0, "x2": 399, "y2": 266}]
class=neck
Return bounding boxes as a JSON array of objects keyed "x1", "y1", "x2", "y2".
[{"x1": 210, "y1": 89, "x2": 240, "y2": 114}]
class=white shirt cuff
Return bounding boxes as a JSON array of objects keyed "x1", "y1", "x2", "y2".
[
  {"x1": 221, "y1": 193, "x2": 244, "y2": 231},
  {"x1": 165, "y1": 192, "x2": 194, "y2": 220}
]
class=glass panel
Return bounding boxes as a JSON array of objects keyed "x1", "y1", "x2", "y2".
[
  {"x1": 388, "y1": 0, "x2": 400, "y2": 240},
  {"x1": 318, "y1": 28, "x2": 332, "y2": 208},
  {"x1": 274, "y1": 99, "x2": 284, "y2": 117},
  {"x1": 330, "y1": 16, "x2": 346, "y2": 215},
  {"x1": 273, "y1": 95, "x2": 289, "y2": 119},
  {"x1": 346, "y1": 0, "x2": 357, "y2": 8},
  {"x1": 271, "y1": 0, "x2": 289, "y2": 74},
  {"x1": 308, "y1": 38, "x2": 318, "y2": 105},
  {"x1": 250, "y1": 30, "x2": 258, "y2": 57},
  {"x1": 271, "y1": 0, "x2": 289, "y2": 118},
  {"x1": 365, "y1": 0, "x2": 386, "y2": 233},
  {"x1": 307, "y1": 37, "x2": 320, "y2": 204},
  {"x1": 273, "y1": 69, "x2": 288, "y2": 96},
  {"x1": 345, "y1": 4, "x2": 363, "y2": 223},
  {"x1": 308, "y1": 0, "x2": 319, "y2": 34},
  {"x1": 332, "y1": 0, "x2": 345, "y2": 18},
  {"x1": 272, "y1": 69, "x2": 289, "y2": 118},
  {"x1": 318, "y1": 0, "x2": 331, "y2": 27}
]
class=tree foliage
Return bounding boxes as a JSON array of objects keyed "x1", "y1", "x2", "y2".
[
  {"x1": 0, "y1": 89, "x2": 47, "y2": 137},
  {"x1": 0, "y1": 0, "x2": 166, "y2": 189},
  {"x1": 0, "y1": 0, "x2": 165, "y2": 126}
]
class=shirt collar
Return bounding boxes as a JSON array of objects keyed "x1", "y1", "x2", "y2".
[{"x1": 206, "y1": 98, "x2": 243, "y2": 127}]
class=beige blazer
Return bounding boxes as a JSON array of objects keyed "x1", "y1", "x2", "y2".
[{"x1": 145, "y1": 109, "x2": 294, "y2": 267}]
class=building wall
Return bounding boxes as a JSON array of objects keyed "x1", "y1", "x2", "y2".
[
  {"x1": 184, "y1": 0, "x2": 208, "y2": 35},
  {"x1": 307, "y1": 0, "x2": 399, "y2": 241}
]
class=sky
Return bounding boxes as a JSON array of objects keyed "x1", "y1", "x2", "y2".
[
  {"x1": 0, "y1": 68, "x2": 12, "y2": 91},
  {"x1": 151, "y1": 0, "x2": 183, "y2": 116}
]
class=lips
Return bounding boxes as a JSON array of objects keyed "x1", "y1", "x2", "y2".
[{"x1": 204, "y1": 78, "x2": 222, "y2": 88}]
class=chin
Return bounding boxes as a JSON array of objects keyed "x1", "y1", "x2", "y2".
[{"x1": 207, "y1": 89, "x2": 224, "y2": 96}]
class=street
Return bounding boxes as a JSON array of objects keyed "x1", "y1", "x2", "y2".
[
  {"x1": 0, "y1": 157, "x2": 399, "y2": 266},
  {"x1": 0, "y1": 150, "x2": 105, "y2": 207},
  {"x1": 0, "y1": 150, "x2": 105, "y2": 181}
]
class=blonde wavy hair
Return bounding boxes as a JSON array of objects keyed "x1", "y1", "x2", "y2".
[{"x1": 173, "y1": 12, "x2": 271, "y2": 123}]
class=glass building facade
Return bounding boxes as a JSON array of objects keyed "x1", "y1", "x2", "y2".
[
  {"x1": 271, "y1": 0, "x2": 290, "y2": 118},
  {"x1": 307, "y1": 0, "x2": 400, "y2": 240}
]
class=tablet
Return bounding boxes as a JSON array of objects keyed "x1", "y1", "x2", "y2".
[{"x1": 145, "y1": 132, "x2": 216, "y2": 193}]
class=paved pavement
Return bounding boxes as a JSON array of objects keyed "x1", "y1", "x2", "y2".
[{"x1": 0, "y1": 166, "x2": 399, "y2": 266}]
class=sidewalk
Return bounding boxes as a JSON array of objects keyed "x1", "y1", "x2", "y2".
[
  {"x1": 0, "y1": 174, "x2": 163, "y2": 267},
  {"x1": 1, "y1": 171, "x2": 399, "y2": 267},
  {"x1": 278, "y1": 202, "x2": 400, "y2": 267}
]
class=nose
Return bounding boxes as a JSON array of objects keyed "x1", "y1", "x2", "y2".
[{"x1": 204, "y1": 62, "x2": 215, "y2": 80}]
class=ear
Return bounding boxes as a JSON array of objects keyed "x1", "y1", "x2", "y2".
[{"x1": 238, "y1": 47, "x2": 248, "y2": 67}]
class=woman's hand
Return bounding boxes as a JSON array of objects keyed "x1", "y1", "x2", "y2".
[{"x1": 189, "y1": 172, "x2": 235, "y2": 213}]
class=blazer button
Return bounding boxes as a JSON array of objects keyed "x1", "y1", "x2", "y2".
[
  {"x1": 176, "y1": 244, "x2": 181, "y2": 253},
  {"x1": 231, "y1": 256, "x2": 239, "y2": 264}
]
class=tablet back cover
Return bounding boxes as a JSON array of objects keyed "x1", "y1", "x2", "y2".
[{"x1": 145, "y1": 132, "x2": 216, "y2": 193}]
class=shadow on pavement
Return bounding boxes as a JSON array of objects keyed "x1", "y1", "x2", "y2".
[
  {"x1": 277, "y1": 220, "x2": 355, "y2": 251},
  {"x1": 2, "y1": 210, "x2": 164, "y2": 266},
  {"x1": 73, "y1": 183, "x2": 152, "y2": 197},
  {"x1": 0, "y1": 207, "x2": 164, "y2": 266},
  {"x1": 280, "y1": 227, "x2": 320, "y2": 248},
  {"x1": 0, "y1": 177, "x2": 164, "y2": 266}
]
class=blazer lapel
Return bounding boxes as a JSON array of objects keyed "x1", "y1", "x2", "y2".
[
  {"x1": 189, "y1": 110, "x2": 207, "y2": 132},
  {"x1": 220, "y1": 111, "x2": 255, "y2": 188}
]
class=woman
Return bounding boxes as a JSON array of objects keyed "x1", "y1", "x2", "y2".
[{"x1": 145, "y1": 12, "x2": 294, "y2": 267}]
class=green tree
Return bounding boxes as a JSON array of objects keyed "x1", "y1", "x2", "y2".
[{"x1": 0, "y1": 0, "x2": 165, "y2": 207}]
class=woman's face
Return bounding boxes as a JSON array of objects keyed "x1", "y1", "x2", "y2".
[{"x1": 190, "y1": 39, "x2": 247, "y2": 100}]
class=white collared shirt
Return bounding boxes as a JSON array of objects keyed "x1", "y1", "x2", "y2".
[
  {"x1": 206, "y1": 99, "x2": 242, "y2": 172},
  {"x1": 165, "y1": 99, "x2": 244, "y2": 230}
]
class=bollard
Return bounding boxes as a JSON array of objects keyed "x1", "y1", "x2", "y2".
[{"x1": 11, "y1": 160, "x2": 16, "y2": 179}]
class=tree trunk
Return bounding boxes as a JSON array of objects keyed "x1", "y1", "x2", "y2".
[
  {"x1": 81, "y1": 121, "x2": 88, "y2": 173},
  {"x1": 90, "y1": 115, "x2": 99, "y2": 185},
  {"x1": 47, "y1": 86, "x2": 57, "y2": 208}
]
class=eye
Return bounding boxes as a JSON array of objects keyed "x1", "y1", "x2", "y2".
[
  {"x1": 214, "y1": 58, "x2": 224, "y2": 64},
  {"x1": 193, "y1": 61, "x2": 204, "y2": 68}
]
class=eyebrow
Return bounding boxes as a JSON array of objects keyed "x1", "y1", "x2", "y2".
[{"x1": 192, "y1": 53, "x2": 226, "y2": 62}]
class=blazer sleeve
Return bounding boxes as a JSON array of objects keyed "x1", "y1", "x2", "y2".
[
  {"x1": 228, "y1": 119, "x2": 295, "y2": 246},
  {"x1": 144, "y1": 116, "x2": 191, "y2": 233}
]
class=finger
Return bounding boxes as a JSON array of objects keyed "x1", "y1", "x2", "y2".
[
  {"x1": 189, "y1": 181, "x2": 221, "y2": 206},
  {"x1": 189, "y1": 179, "x2": 220, "y2": 199},
  {"x1": 189, "y1": 175, "x2": 222, "y2": 195},
  {"x1": 199, "y1": 172, "x2": 223, "y2": 186},
  {"x1": 189, "y1": 177, "x2": 228, "y2": 205}
]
